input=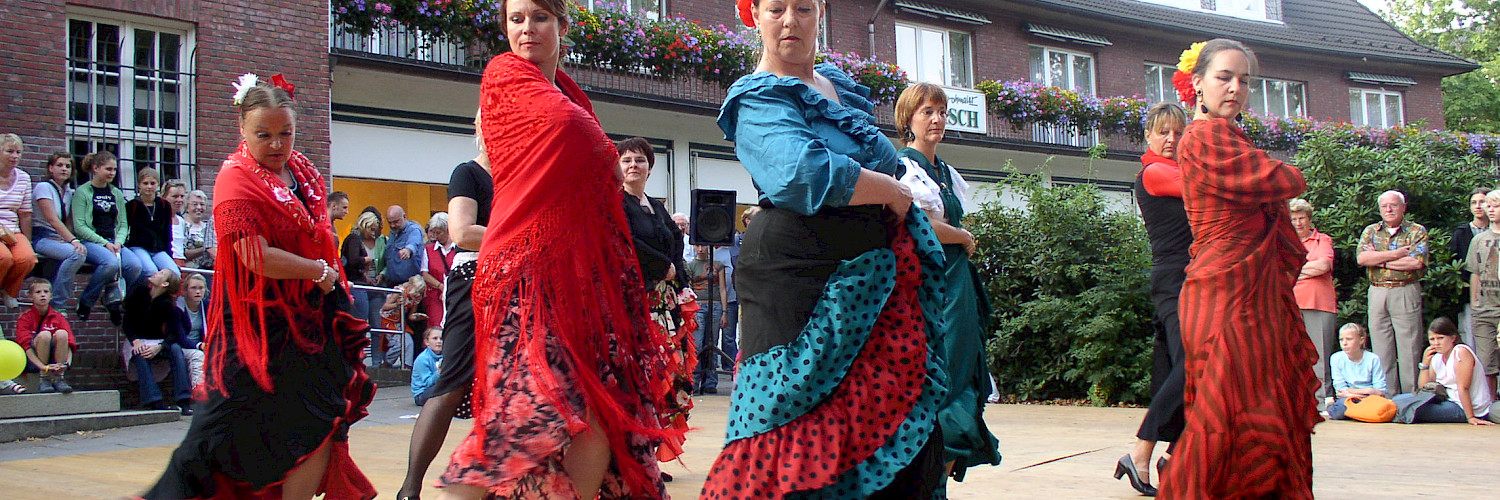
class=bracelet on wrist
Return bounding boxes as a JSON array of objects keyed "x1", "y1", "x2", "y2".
[{"x1": 1418, "y1": 363, "x2": 1430, "y2": 370}]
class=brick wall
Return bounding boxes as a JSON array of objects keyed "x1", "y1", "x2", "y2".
[
  {"x1": 0, "y1": 0, "x2": 69, "y2": 180},
  {"x1": 1, "y1": 0, "x2": 331, "y2": 398}
]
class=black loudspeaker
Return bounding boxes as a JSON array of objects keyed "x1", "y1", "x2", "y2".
[{"x1": 689, "y1": 189, "x2": 737, "y2": 246}]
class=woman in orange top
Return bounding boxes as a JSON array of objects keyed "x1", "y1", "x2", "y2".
[
  {"x1": 1158, "y1": 38, "x2": 1319, "y2": 499},
  {"x1": 1290, "y1": 198, "x2": 1338, "y2": 407}
]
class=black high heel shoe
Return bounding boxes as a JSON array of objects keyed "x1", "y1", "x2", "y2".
[
  {"x1": 1114, "y1": 454, "x2": 1158, "y2": 496},
  {"x1": 1157, "y1": 456, "x2": 1169, "y2": 478}
]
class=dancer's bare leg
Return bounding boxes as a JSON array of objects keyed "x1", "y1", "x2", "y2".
[
  {"x1": 280, "y1": 442, "x2": 332, "y2": 500},
  {"x1": 397, "y1": 390, "x2": 466, "y2": 498},
  {"x1": 435, "y1": 483, "x2": 485, "y2": 500},
  {"x1": 562, "y1": 410, "x2": 612, "y2": 500},
  {"x1": 1130, "y1": 439, "x2": 1156, "y2": 482}
]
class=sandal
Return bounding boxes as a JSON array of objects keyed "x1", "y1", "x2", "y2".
[{"x1": 0, "y1": 380, "x2": 27, "y2": 395}]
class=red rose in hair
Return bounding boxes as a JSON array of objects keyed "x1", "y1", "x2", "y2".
[{"x1": 738, "y1": 0, "x2": 754, "y2": 28}]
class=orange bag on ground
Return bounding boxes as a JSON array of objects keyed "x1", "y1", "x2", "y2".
[{"x1": 1344, "y1": 395, "x2": 1397, "y2": 423}]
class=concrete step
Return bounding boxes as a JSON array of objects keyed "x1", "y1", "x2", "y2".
[
  {"x1": 0, "y1": 390, "x2": 122, "y2": 419},
  {"x1": 0, "y1": 409, "x2": 180, "y2": 442}
]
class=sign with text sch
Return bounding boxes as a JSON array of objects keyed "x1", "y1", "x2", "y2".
[{"x1": 943, "y1": 86, "x2": 987, "y2": 134}]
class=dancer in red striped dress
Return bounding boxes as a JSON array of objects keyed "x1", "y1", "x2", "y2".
[{"x1": 1159, "y1": 38, "x2": 1321, "y2": 499}]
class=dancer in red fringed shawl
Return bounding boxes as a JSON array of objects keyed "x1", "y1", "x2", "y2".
[
  {"x1": 1158, "y1": 39, "x2": 1321, "y2": 499},
  {"x1": 433, "y1": 0, "x2": 678, "y2": 498},
  {"x1": 139, "y1": 74, "x2": 376, "y2": 500}
]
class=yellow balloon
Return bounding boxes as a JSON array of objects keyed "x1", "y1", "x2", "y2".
[{"x1": 0, "y1": 340, "x2": 25, "y2": 381}]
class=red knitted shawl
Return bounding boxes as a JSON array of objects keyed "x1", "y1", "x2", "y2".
[
  {"x1": 203, "y1": 143, "x2": 368, "y2": 397},
  {"x1": 468, "y1": 53, "x2": 677, "y2": 496}
]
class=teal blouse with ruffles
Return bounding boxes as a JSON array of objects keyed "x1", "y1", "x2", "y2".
[{"x1": 717, "y1": 63, "x2": 899, "y2": 215}]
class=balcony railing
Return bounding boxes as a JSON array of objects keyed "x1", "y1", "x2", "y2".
[
  {"x1": 327, "y1": 23, "x2": 1115, "y2": 151},
  {"x1": 330, "y1": 22, "x2": 471, "y2": 67}
]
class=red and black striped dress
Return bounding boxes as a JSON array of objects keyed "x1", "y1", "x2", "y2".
[{"x1": 1159, "y1": 117, "x2": 1321, "y2": 499}]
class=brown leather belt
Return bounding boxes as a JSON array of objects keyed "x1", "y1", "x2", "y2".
[{"x1": 1371, "y1": 280, "x2": 1418, "y2": 288}]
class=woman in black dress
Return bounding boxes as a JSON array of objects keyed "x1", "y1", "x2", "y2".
[
  {"x1": 396, "y1": 115, "x2": 492, "y2": 500},
  {"x1": 616, "y1": 137, "x2": 694, "y2": 467}
]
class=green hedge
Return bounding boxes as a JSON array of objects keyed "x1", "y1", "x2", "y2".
[{"x1": 970, "y1": 169, "x2": 1155, "y2": 406}]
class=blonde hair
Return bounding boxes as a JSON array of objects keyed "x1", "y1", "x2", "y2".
[
  {"x1": 1144, "y1": 103, "x2": 1188, "y2": 135},
  {"x1": 136, "y1": 167, "x2": 161, "y2": 185},
  {"x1": 894, "y1": 83, "x2": 947, "y2": 144},
  {"x1": 1484, "y1": 190, "x2": 1500, "y2": 206},
  {"x1": 1288, "y1": 198, "x2": 1313, "y2": 216},
  {"x1": 1339, "y1": 323, "x2": 1367, "y2": 339},
  {"x1": 0, "y1": 133, "x2": 23, "y2": 151},
  {"x1": 237, "y1": 84, "x2": 295, "y2": 119},
  {"x1": 355, "y1": 210, "x2": 381, "y2": 234}
]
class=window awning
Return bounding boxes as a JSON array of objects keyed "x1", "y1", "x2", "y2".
[
  {"x1": 1346, "y1": 72, "x2": 1417, "y2": 87},
  {"x1": 1025, "y1": 23, "x2": 1112, "y2": 47},
  {"x1": 893, "y1": 0, "x2": 992, "y2": 25}
]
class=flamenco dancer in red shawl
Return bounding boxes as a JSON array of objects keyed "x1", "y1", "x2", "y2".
[
  {"x1": 1159, "y1": 39, "x2": 1320, "y2": 499},
  {"x1": 434, "y1": 0, "x2": 678, "y2": 498},
  {"x1": 139, "y1": 74, "x2": 376, "y2": 500}
]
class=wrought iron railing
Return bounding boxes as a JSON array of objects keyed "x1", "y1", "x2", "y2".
[{"x1": 329, "y1": 22, "x2": 471, "y2": 67}]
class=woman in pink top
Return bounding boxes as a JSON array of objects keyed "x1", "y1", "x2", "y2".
[{"x1": 1290, "y1": 198, "x2": 1337, "y2": 406}]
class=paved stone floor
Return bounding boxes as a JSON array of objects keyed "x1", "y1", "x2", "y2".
[{"x1": 1, "y1": 388, "x2": 1495, "y2": 499}]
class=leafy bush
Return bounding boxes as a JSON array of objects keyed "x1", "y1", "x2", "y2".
[
  {"x1": 969, "y1": 168, "x2": 1155, "y2": 406},
  {"x1": 1293, "y1": 133, "x2": 1498, "y2": 325}
]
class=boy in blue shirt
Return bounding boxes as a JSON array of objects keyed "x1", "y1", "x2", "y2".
[
  {"x1": 1327, "y1": 323, "x2": 1389, "y2": 420},
  {"x1": 411, "y1": 327, "x2": 443, "y2": 406}
]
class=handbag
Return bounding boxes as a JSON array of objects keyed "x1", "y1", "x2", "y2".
[
  {"x1": 1418, "y1": 381, "x2": 1448, "y2": 402},
  {"x1": 1343, "y1": 395, "x2": 1397, "y2": 423}
]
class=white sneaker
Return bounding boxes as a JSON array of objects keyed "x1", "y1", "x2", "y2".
[{"x1": 0, "y1": 293, "x2": 17, "y2": 309}]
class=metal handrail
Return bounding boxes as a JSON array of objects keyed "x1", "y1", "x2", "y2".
[{"x1": 181, "y1": 267, "x2": 413, "y2": 368}]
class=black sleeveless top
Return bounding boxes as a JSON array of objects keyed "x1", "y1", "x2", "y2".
[{"x1": 1134, "y1": 165, "x2": 1192, "y2": 273}]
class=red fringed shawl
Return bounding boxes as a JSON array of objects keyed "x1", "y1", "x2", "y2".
[
  {"x1": 203, "y1": 143, "x2": 369, "y2": 398},
  {"x1": 465, "y1": 53, "x2": 678, "y2": 496}
]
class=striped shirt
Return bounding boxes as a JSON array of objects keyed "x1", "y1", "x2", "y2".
[{"x1": 0, "y1": 171, "x2": 32, "y2": 233}]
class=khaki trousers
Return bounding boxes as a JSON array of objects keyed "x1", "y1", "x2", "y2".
[
  {"x1": 1301, "y1": 309, "x2": 1339, "y2": 400},
  {"x1": 1368, "y1": 284, "x2": 1424, "y2": 395}
]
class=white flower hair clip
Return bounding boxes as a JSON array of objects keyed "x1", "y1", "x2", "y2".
[{"x1": 231, "y1": 73, "x2": 259, "y2": 105}]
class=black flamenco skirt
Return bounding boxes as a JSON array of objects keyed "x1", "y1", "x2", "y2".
[
  {"x1": 141, "y1": 300, "x2": 373, "y2": 499},
  {"x1": 735, "y1": 204, "x2": 889, "y2": 359}
]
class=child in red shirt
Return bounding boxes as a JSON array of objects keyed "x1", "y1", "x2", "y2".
[{"x1": 17, "y1": 278, "x2": 75, "y2": 393}]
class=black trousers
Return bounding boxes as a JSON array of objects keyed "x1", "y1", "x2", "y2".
[{"x1": 1137, "y1": 268, "x2": 1186, "y2": 444}]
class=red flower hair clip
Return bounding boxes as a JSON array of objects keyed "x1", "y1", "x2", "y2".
[
  {"x1": 737, "y1": 0, "x2": 754, "y2": 28},
  {"x1": 270, "y1": 73, "x2": 296, "y2": 99}
]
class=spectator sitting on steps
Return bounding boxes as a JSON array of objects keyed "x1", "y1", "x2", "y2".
[
  {"x1": 123, "y1": 269, "x2": 193, "y2": 415},
  {"x1": 16, "y1": 278, "x2": 75, "y2": 393}
]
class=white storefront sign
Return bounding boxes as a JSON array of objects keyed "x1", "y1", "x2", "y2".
[{"x1": 944, "y1": 86, "x2": 987, "y2": 134}]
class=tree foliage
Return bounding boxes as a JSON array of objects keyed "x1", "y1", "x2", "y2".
[
  {"x1": 1385, "y1": 0, "x2": 1500, "y2": 133},
  {"x1": 1293, "y1": 132, "x2": 1497, "y2": 325},
  {"x1": 969, "y1": 168, "x2": 1155, "y2": 406}
]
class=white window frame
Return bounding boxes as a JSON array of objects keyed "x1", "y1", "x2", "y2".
[
  {"x1": 1029, "y1": 45, "x2": 1096, "y2": 147},
  {"x1": 1144, "y1": 62, "x2": 1180, "y2": 105},
  {"x1": 66, "y1": 9, "x2": 196, "y2": 194},
  {"x1": 1350, "y1": 88, "x2": 1405, "y2": 128},
  {"x1": 1247, "y1": 77, "x2": 1307, "y2": 118},
  {"x1": 1132, "y1": 0, "x2": 1275, "y2": 23},
  {"x1": 583, "y1": 0, "x2": 664, "y2": 20},
  {"x1": 895, "y1": 22, "x2": 974, "y2": 88}
]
